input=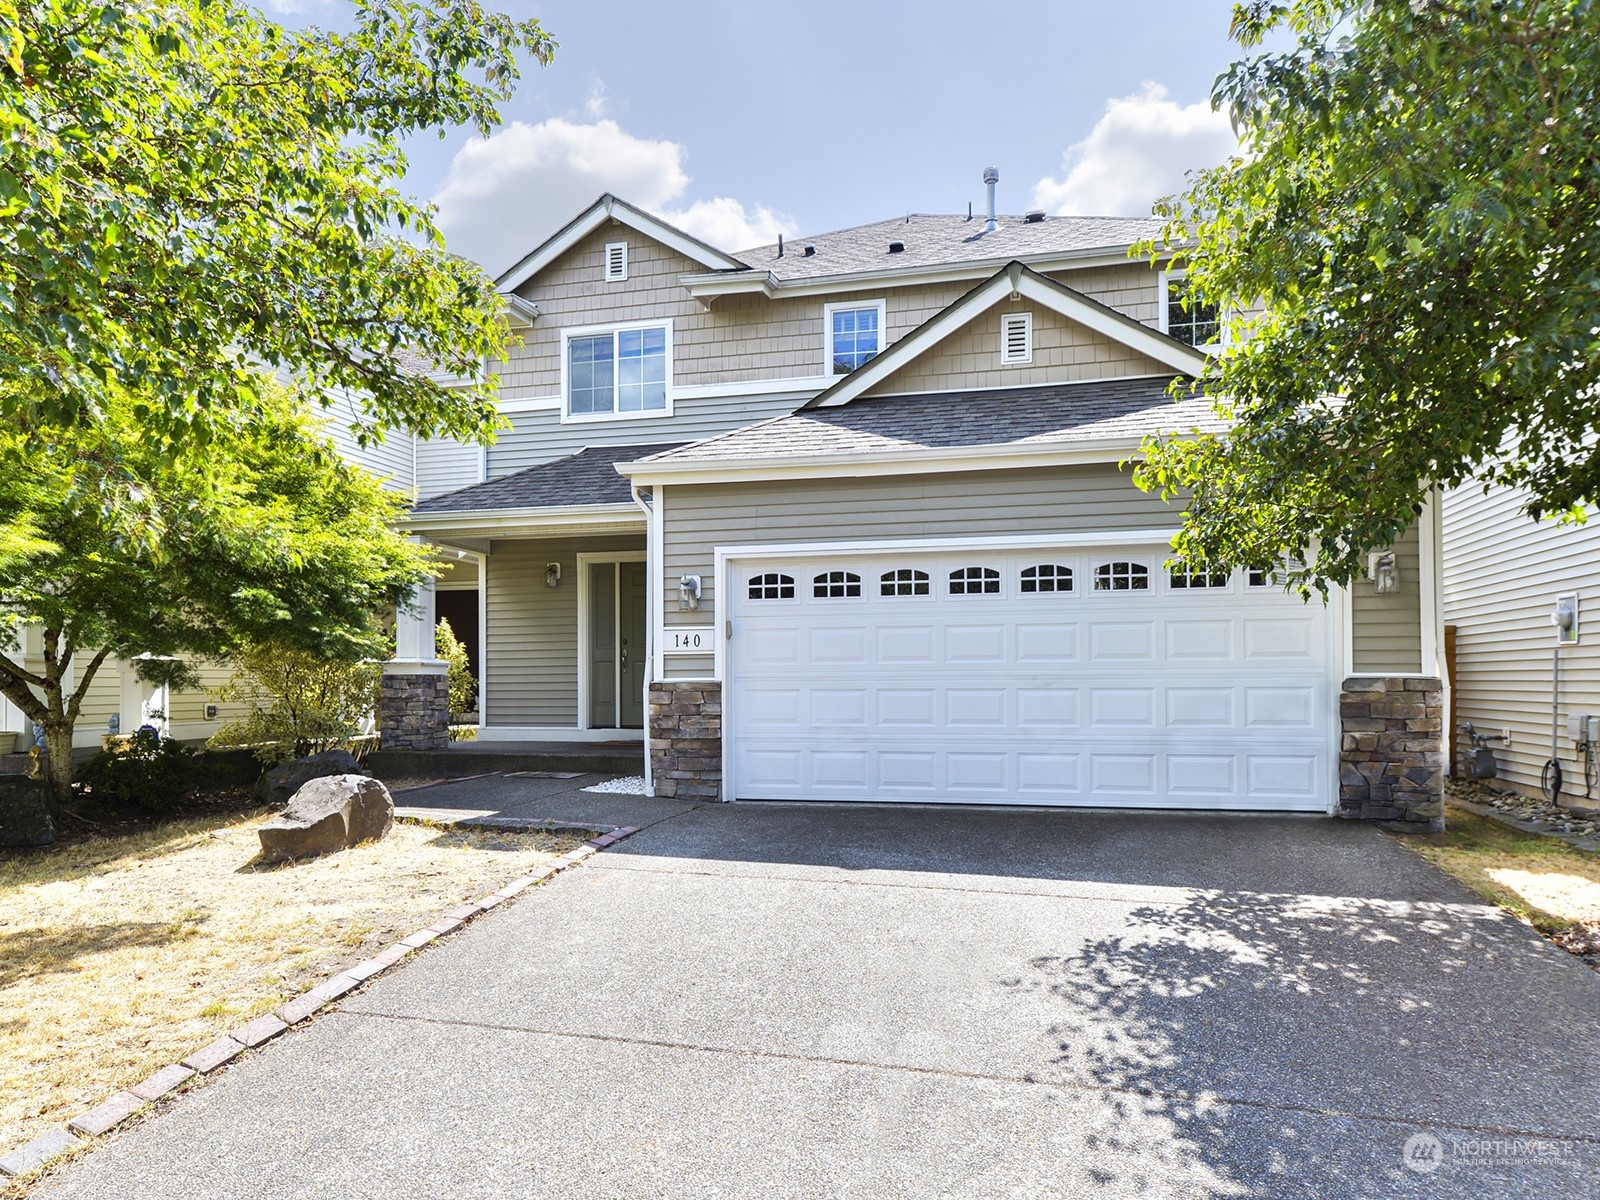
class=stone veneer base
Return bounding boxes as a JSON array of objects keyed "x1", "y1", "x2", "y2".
[
  {"x1": 650, "y1": 681, "x2": 722, "y2": 801},
  {"x1": 1337, "y1": 676, "x2": 1444, "y2": 832},
  {"x1": 379, "y1": 668, "x2": 450, "y2": 752}
]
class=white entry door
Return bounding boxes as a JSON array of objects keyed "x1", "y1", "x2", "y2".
[{"x1": 725, "y1": 546, "x2": 1336, "y2": 810}]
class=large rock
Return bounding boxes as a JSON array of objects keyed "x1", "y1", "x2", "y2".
[
  {"x1": 0, "y1": 775, "x2": 56, "y2": 847},
  {"x1": 257, "y1": 774, "x2": 394, "y2": 863},
  {"x1": 255, "y1": 749, "x2": 366, "y2": 807}
]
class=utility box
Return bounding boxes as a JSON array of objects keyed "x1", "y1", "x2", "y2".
[{"x1": 1568, "y1": 713, "x2": 1600, "y2": 744}]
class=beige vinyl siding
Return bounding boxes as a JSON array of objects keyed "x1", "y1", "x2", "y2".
[
  {"x1": 862, "y1": 297, "x2": 1171, "y2": 397},
  {"x1": 1349, "y1": 521, "x2": 1424, "y2": 674},
  {"x1": 498, "y1": 225, "x2": 1163, "y2": 399},
  {"x1": 660, "y1": 463, "x2": 1183, "y2": 668},
  {"x1": 484, "y1": 534, "x2": 644, "y2": 727},
  {"x1": 487, "y1": 391, "x2": 813, "y2": 478},
  {"x1": 166, "y1": 661, "x2": 250, "y2": 736},
  {"x1": 1443, "y1": 482, "x2": 1600, "y2": 794},
  {"x1": 416, "y1": 437, "x2": 482, "y2": 499},
  {"x1": 70, "y1": 661, "x2": 122, "y2": 747}
]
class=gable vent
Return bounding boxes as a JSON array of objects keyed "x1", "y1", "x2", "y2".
[
  {"x1": 1000, "y1": 311, "x2": 1033, "y2": 365},
  {"x1": 604, "y1": 241, "x2": 628, "y2": 282}
]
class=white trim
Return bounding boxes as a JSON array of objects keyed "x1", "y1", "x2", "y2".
[
  {"x1": 475, "y1": 725, "x2": 646, "y2": 743},
  {"x1": 671, "y1": 375, "x2": 833, "y2": 401},
  {"x1": 604, "y1": 241, "x2": 628, "y2": 282},
  {"x1": 810, "y1": 265, "x2": 1206, "y2": 408},
  {"x1": 559, "y1": 318, "x2": 674, "y2": 425},
  {"x1": 404, "y1": 503, "x2": 644, "y2": 537},
  {"x1": 497, "y1": 396, "x2": 563, "y2": 415},
  {"x1": 1419, "y1": 490, "x2": 1442, "y2": 683},
  {"x1": 1328, "y1": 580, "x2": 1352, "y2": 815},
  {"x1": 631, "y1": 483, "x2": 659, "y2": 796},
  {"x1": 576, "y1": 551, "x2": 648, "y2": 733},
  {"x1": 652, "y1": 487, "x2": 668, "y2": 680},
  {"x1": 620, "y1": 436, "x2": 1151, "y2": 487},
  {"x1": 821, "y1": 298, "x2": 888, "y2": 378},
  {"x1": 1000, "y1": 311, "x2": 1033, "y2": 365},
  {"x1": 678, "y1": 244, "x2": 1176, "y2": 301},
  {"x1": 477, "y1": 555, "x2": 489, "y2": 732},
  {"x1": 496, "y1": 194, "x2": 744, "y2": 294}
]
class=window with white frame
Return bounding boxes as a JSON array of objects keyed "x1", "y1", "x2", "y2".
[
  {"x1": 813, "y1": 570, "x2": 862, "y2": 598},
  {"x1": 1000, "y1": 312, "x2": 1032, "y2": 365},
  {"x1": 949, "y1": 566, "x2": 1001, "y2": 595},
  {"x1": 604, "y1": 241, "x2": 628, "y2": 281},
  {"x1": 566, "y1": 324, "x2": 669, "y2": 417},
  {"x1": 824, "y1": 300, "x2": 886, "y2": 375},
  {"x1": 1094, "y1": 561, "x2": 1149, "y2": 591},
  {"x1": 749, "y1": 573, "x2": 795, "y2": 600},
  {"x1": 881, "y1": 568, "x2": 930, "y2": 596},
  {"x1": 1020, "y1": 564, "x2": 1072, "y2": 593},
  {"x1": 1160, "y1": 270, "x2": 1220, "y2": 349},
  {"x1": 1170, "y1": 565, "x2": 1230, "y2": 589}
]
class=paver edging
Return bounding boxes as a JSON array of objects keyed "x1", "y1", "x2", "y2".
[{"x1": 0, "y1": 818, "x2": 641, "y2": 1182}]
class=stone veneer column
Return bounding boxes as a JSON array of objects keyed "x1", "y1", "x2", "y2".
[
  {"x1": 379, "y1": 665, "x2": 450, "y2": 751},
  {"x1": 1337, "y1": 676, "x2": 1444, "y2": 831},
  {"x1": 649, "y1": 681, "x2": 722, "y2": 801}
]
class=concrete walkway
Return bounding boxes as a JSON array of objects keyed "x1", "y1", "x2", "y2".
[{"x1": 38, "y1": 778, "x2": 1600, "y2": 1198}]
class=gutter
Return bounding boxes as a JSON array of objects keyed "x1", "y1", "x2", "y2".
[
  {"x1": 629, "y1": 484, "x2": 657, "y2": 798},
  {"x1": 402, "y1": 502, "x2": 643, "y2": 536}
]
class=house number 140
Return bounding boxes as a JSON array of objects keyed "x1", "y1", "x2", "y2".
[{"x1": 666, "y1": 628, "x2": 713, "y2": 653}]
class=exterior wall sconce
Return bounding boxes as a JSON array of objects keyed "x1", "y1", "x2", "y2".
[
  {"x1": 545, "y1": 562, "x2": 562, "y2": 589},
  {"x1": 679, "y1": 574, "x2": 702, "y2": 610},
  {"x1": 1367, "y1": 550, "x2": 1400, "y2": 595}
]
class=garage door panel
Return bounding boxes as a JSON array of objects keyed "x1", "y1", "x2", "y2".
[{"x1": 729, "y1": 549, "x2": 1333, "y2": 811}]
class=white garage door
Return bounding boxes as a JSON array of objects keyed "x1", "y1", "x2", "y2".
[{"x1": 725, "y1": 545, "x2": 1335, "y2": 810}]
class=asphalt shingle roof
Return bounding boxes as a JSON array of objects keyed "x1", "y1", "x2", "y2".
[
  {"x1": 412, "y1": 443, "x2": 685, "y2": 514},
  {"x1": 734, "y1": 213, "x2": 1164, "y2": 282},
  {"x1": 632, "y1": 378, "x2": 1220, "y2": 465}
]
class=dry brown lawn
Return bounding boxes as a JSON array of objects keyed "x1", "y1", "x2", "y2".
[
  {"x1": 0, "y1": 810, "x2": 587, "y2": 1154},
  {"x1": 1404, "y1": 803, "x2": 1600, "y2": 966}
]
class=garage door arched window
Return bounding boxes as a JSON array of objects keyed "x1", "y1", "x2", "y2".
[
  {"x1": 749, "y1": 573, "x2": 795, "y2": 600},
  {"x1": 1170, "y1": 565, "x2": 1230, "y2": 589},
  {"x1": 881, "y1": 568, "x2": 930, "y2": 597},
  {"x1": 1020, "y1": 564, "x2": 1072, "y2": 594},
  {"x1": 1093, "y1": 561, "x2": 1149, "y2": 591},
  {"x1": 949, "y1": 566, "x2": 1001, "y2": 595},
  {"x1": 813, "y1": 570, "x2": 862, "y2": 598}
]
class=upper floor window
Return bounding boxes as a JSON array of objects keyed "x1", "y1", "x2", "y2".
[
  {"x1": 1160, "y1": 270, "x2": 1220, "y2": 349},
  {"x1": 824, "y1": 300, "x2": 886, "y2": 375},
  {"x1": 565, "y1": 323, "x2": 669, "y2": 419}
]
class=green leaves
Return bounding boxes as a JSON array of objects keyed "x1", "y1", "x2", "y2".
[
  {"x1": 1138, "y1": 0, "x2": 1600, "y2": 587},
  {"x1": 0, "y1": 1, "x2": 553, "y2": 448}
]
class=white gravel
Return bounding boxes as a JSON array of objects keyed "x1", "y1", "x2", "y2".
[{"x1": 581, "y1": 775, "x2": 647, "y2": 795}]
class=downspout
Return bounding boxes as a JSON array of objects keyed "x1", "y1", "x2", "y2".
[{"x1": 630, "y1": 482, "x2": 656, "y2": 797}]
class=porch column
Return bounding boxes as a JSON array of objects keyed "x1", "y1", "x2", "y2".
[{"x1": 381, "y1": 573, "x2": 450, "y2": 751}]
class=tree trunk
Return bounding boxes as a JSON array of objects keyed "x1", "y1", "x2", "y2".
[{"x1": 41, "y1": 719, "x2": 75, "y2": 814}]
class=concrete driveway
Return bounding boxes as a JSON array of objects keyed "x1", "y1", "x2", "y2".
[{"x1": 37, "y1": 779, "x2": 1600, "y2": 1199}]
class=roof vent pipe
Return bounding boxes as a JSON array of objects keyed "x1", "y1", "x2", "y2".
[{"x1": 982, "y1": 166, "x2": 999, "y2": 234}]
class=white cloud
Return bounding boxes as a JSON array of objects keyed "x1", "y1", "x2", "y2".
[
  {"x1": 1032, "y1": 83, "x2": 1237, "y2": 217},
  {"x1": 258, "y1": 0, "x2": 331, "y2": 13},
  {"x1": 431, "y1": 117, "x2": 796, "y2": 273}
]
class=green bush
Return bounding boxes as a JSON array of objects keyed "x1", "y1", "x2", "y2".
[
  {"x1": 437, "y1": 617, "x2": 477, "y2": 739},
  {"x1": 207, "y1": 642, "x2": 380, "y2": 766},
  {"x1": 76, "y1": 732, "x2": 223, "y2": 811}
]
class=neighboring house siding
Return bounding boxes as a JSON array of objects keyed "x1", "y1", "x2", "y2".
[
  {"x1": 1349, "y1": 521, "x2": 1424, "y2": 675},
  {"x1": 861, "y1": 298, "x2": 1171, "y2": 397},
  {"x1": 1443, "y1": 482, "x2": 1600, "y2": 793},
  {"x1": 316, "y1": 389, "x2": 416, "y2": 493},
  {"x1": 483, "y1": 534, "x2": 644, "y2": 727},
  {"x1": 416, "y1": 437, "x2": 481, "y2": 499}
]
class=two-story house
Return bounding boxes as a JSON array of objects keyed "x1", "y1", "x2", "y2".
[{"x1": 372, "y1": 186, "x2": 1445, "y2": 827}]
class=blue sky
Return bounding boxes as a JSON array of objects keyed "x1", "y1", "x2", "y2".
[{"x1": 272, "y1": 1, "x2": 1247, "y2": 274}]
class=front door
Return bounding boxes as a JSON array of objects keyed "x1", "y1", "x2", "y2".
[{"x1": 588, "y1": 559, "x2": 647, "y2": 729}]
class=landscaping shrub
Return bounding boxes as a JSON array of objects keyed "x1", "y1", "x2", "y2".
[
  {"x1": 76, "y1": 731, "x2": 225, "y2": 811},
  {"x1": 207, "y1": 643, "x2": 380, "y2": 765},
  {"x1": 437, "y1": 617, "x2": 477, "y2": 741}
]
